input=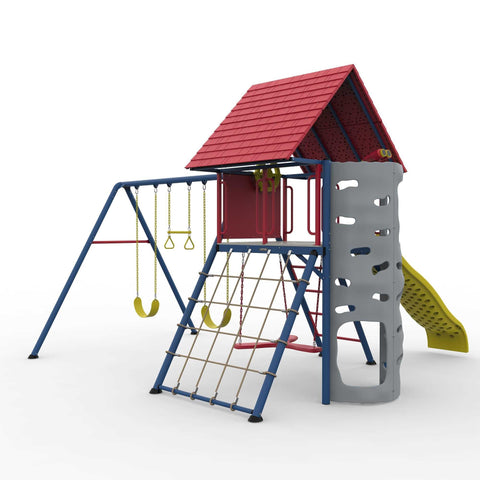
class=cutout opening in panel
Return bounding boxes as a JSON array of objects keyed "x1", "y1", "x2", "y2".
[
  {"x1": 372, "y1": 293, "x2": 390, "y2": 302},
  {"x1": 336, "y1": 179, "x2": 359, "y2": 190},
  {"x1": 372, "y1": 261, "x2": 389, "y2": 275},
  {"x1": 374, "y1": 228, "x2": 391, "y2": 237},
  {"x1": 337, "y1": 322, "x2": 383, "y2": 387},
  {"x1": 335, "y1": 304, "x2": 356, "y2": 314},
  {"x1": 336, "y1": 216, "x2": 356, "y2": 225},
  {"x1": 335, "y1": 277, "x2": 351, "y2": 287},
  {"x1": 350, "y1": 247, "x2": 371, "y2": 256},
  {"x1": 374, "y1": 195, "x2": 390, "y2": 206}
]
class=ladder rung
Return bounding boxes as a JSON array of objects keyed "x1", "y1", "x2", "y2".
[{"x1": 305, "y1": 289, "x2": 322, "y2": 293}]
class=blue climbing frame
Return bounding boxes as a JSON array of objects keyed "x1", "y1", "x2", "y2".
[{"x1": 28, "y1": 174, "x2": 216, "y2": 359}]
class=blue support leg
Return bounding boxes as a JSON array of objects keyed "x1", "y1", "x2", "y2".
[
  {"x1": 248, "y1": 252, "x2": 318, "y2": 422},
  {"x1": 124, "y1": 187, "x2": 196, "y2": 332},
  {"x1": 149, "y1": 239, "x2": 218, "y2": 394},
  {"x1": 28, "y1": 182, "x2": 123, "y2": 358},
  {"x1": 354, "y1": 321, "x2": 376, "y2": 365}
]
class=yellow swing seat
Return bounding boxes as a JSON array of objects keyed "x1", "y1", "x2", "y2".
[
  {"x1": 201, "y1": 305, "x2": 231, "y2": 329},
  {"x1": 134, "y1": 297, "x2": 160, "y2": 318}
]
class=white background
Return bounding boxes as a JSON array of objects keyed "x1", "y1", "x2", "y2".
[{"x1": 1, "y1": 1, "x2": 479, "y2": 479}]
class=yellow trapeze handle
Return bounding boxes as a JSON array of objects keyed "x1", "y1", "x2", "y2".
[
  {"x1": 164, "y1": 235, "x2": 175, "y2": 249},
  {"x1": 201, "y1": 304, "x2": 231, "y2": 329},
  {"x1": 134, "y1": 297, "x2": 160, "y2": 318},
  {"x1": 184, "y1": 236, "x2": 195, "y2": 250}
]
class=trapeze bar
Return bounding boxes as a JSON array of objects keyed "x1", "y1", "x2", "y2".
[{"x1": 160, "y1": 385, "x2": 254, "y2": 415}]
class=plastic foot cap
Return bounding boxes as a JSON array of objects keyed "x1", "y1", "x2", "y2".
[
  {"x1": 190, "y1": 330, "x2": 198, "y2": 335},
  {"x1": 28, "y1": 354, "x2": 39, "y2": 359},
  {"x1": 248, "y1": 415, "x2": 263, "y2": 423},
  {"x1": 149, "y1": 388, "x2": 162, "y2": 394},
  {"x1": 366, "y1": 360, "x2": 377, "y2": 365}
]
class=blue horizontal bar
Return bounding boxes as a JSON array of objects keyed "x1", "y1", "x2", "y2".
[
  {"x1": 282, "y1": 173, "x2": 314, "y2": 180},
  {"x1": 347, "y1": 76, "x2": 386, "y2": 150},
  {"x1": 218, "y1": 243, "x2": 324, "y2": 256},
  {"x1": 160, "y1": 385, "x2": 253, "y2": 415},
  {"x1": 290, "y1": 157, "x2": 325, "y2": 166},
  {"x1": 116, "y1": 174, "x2": 217, "y2": 190}
]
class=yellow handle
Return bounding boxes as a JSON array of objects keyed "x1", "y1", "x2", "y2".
[
  {"x1": 184, "y1": 235, "x2": 195, "y2": 250},
  {"x1": 134, "y1": 297, "x2": 160, "y2": 318},
  {"x1": 201, "y1": 305, "x2": 231, "y2": 329},
  {"x1": 164, "y1": 235, "x2": 175, "y2": 249}
]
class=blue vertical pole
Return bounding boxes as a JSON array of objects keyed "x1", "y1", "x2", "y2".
[
  {"x1": 249, "y1": 252, "x2": 318, "y2": 422},
  {"x1": 28, "y1": 182, "x2": 123, "y2": 358},
  {"x1": 149, "y1": 239, "x2": 218, "y2": 393},
  {"x1": 123, "y1": 187, "x2": 196, "y2": 332},
  {"x1": 321, "y1": 160, "x2": 332, "y2": 404}
]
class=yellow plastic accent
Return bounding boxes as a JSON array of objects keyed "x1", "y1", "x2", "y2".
[
  {"x1": 201, "y1": 305, "x2": 231, "y2": 329},
  {"x1": 254, "y1": 168, "x2": 281, "y2": 192},
  {"x1": 184, "y1": 236, "x2": 194, "y2": 250},
  {"x1": 401, "y1": 257, "x2": 468, "y2": 352},
  {"x1": 134, "y1": 297, "x2": 160, "y2": 318},
  {"x1": 164, "y1": 235, "x2": 174, "y2": 249}
]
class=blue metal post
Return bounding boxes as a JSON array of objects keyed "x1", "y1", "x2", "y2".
[
  {"x1": 310, "y1": 127, "x2": 330, "y2": 159},
  {"x1": 321, "y1": 160, "x2": 332, "y2": 404},
  {"x1": 354, "y1": 322, "x2": 376, "y2": 365},
  {"x1": 249, "y1": 253, "x2": 318, "y2": 422},
  {"x1": 124, "y1": 187, "x2": 196, "y2": 332},
  {"x1": 328, "y1": 105, "x2": 361, "y2": 162},
  {"x1": 150, "y1": 239, "x2": 218, "y2": 393},
  {"x1": 347, "y1": 76, "x2": 386, "y2": 150},
  {"x1": 28, "y1": 183, "x2": 123, "y2": 358}
]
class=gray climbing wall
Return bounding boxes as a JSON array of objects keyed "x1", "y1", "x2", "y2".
[{"x1": 329, "y1": 162, "x2": 404, "y2": 403}]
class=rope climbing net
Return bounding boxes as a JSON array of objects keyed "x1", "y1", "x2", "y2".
[{"x1": 161, "y1": 249, "x2": 309, "y2": 410}]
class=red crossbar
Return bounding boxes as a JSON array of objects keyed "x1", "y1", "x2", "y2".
[
  {"x1": 92, "y1": 240, "x2": 150, "y2": 244},
  {"x1": 305, "y1": 289, "x2": 322, "y2": 293}
]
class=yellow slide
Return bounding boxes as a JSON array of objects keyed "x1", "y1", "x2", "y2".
[{"x1": 401, "y1": 257, "x2": 468, "y2": 353}]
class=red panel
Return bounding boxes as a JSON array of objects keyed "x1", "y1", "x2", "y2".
[{"x1": 222, "y1": 173, "x2": 281, "y2": 240}]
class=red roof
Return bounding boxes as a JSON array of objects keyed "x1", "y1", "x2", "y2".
[{"x1": 186, "y1": 65, "x2": 404, "y2": 170}]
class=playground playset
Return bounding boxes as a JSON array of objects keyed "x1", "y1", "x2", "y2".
[{"x1": 29, "y1": 64, "x2": 468, "y2": 422}]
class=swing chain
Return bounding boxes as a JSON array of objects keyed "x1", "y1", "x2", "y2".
[
  {"x1": 203, "y1": 183, "x2": 207, "y2": 303},
  {"x1": 239, "y1": 251, "x2": 245, "y2": 342},
  {"x1": 279, "y1": 255, "x2": 288, "y2": 320},
  {"x1": 154, "y1": 186, "x2": 158, "y2": 299},
  {"x1": 167, "y1": 185, "x2": 172, "y2": 231},
  {"x1": 135, "y1": 188, "x2": 140, "y2": 297}
]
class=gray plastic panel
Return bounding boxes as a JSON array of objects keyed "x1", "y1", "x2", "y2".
[{"x1": 329, "y1": 162, "x2": 404, "y2": 403}]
